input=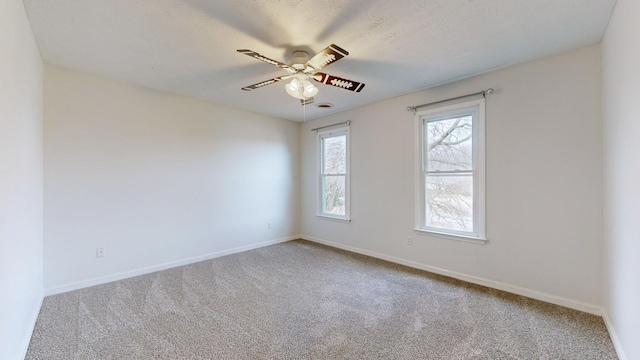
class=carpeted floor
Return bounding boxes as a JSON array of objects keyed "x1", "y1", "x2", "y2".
[{"x1": 26, "y1": 240, "x2": 617, "y2": 359}]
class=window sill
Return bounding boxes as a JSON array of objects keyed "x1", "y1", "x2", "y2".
[
  {"x1": 413, "y1": 228, "x2": 487, "y2": 244},
  {"x1": 316, "y1": 214, "x2": 351, "y2": 223}
]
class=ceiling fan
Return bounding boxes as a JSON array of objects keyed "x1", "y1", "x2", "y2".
[{"x1": 237, "y1": 44, "x2": 365, "y2": 105}]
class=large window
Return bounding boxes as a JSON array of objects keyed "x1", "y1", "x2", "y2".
[
  {"x1": 416, "y1": 98, "x2": 485, "y2": 242},
  {"x1": 318, "y1": 127, "x2": 350, "y2": 220}
]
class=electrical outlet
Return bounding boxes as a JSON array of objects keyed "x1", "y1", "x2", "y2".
[
  {"x1": 96, "y1": 247, "x2": 106, "y2": 258},
  {"x1": 407, "y1": 236, "x2": 412, "y2": 245},
  {"x1": 268, "y1": 222, "x2": 273, "y2": 229}
]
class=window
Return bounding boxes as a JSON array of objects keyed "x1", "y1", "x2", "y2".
[
  {"x1": 318, "y1": 127, "x2": 350, "y2": 221},
  {"x1": 415, "y1": 98, "x2": 485, "y2": 242}
]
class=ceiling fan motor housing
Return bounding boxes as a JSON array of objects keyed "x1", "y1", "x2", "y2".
[{"x1": 289, "y1": 51, "x2": 310, "y2": 70}]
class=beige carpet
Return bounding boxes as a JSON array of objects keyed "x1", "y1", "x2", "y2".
[{"x1": 26, "y1": 240, "x2": 617, "y2": 359}]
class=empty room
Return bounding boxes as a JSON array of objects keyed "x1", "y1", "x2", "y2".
[{"x1": 2, "y1": 0, "x2": 639, "y2": 359}]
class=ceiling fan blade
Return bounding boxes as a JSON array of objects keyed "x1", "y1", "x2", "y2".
[
  {"x1": 301, "y1": 97, "x2": 314, "y2": 106},
  {"x1": 241, "y1": 75, "x2": 291, "y2": 91},
  {"x1": 305, "y1": 44, "x2": 349, "y2": 70},
  {"x1": 237, "y1": 49, "x2": 292, "y2": 70},
  {"x1": 313, "y1": 72, "x2": 365, "y2": 92}
]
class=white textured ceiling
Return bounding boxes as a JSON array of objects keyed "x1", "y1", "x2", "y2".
[{"x1": 23, "y1": 0, "x2": 616, "y2": 121}]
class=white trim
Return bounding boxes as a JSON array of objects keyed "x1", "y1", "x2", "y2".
[
  {"x1": 300, "y1": 234, "x2": 602, "y2": 315},
  {"x1": 317, "y1": 126, "x2": 351, "y2": 221},
  {"x1": 44, "y1": 236, "x2": 297, "y2": 296},
  {"x1": 17, "y1": 293, "x2": 44, "y2": 360},
  {"x1": 315, "y1": 215, "x2": 352, "y2": 223},
  {"x1": 415, "y1": 98, "x2": 486, "y2": 239},
  {"x1": 413, "y1": 228, "x2": 487, "y2": 244},
  {"x1": 602, "y1": 310, "x2": 629, "y2": 360},
  {"x1": 414, "y1": 113, "x2": 422, "y2": 231}
]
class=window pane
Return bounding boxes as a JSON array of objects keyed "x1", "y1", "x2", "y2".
[
  {"x1": 426, "y1": 116, "x2": 472, "y2": 171},
  {"x1": 425, "y1": 174, "x2": 473, "y2": 231},
  {"x1": 323, "y1": 135, "x2": 346, "y2": 174},
  {"x1": 322, "y1": 175, "x2": 346, "y2": 215}
]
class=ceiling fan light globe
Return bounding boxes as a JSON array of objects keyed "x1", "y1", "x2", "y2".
[
  {"x1": 285, "y1": 83, "x2": 305, "y2": 99},
  {"x1": 303, "y1": 83, "x2": 319, "y2": 97},
  {"x1": 292, "y1": 78, "x2": 302, "y2": 90}
]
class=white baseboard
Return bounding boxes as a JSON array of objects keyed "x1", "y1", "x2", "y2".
[
  {"x1": 301, "y1": 234, "x2": 603, "y2": 316},
  {"x1": 602, "y1": 310, "x2": 629, "y2": 360},
  {"x1": 44, "y1": 235, "x2": 298, "y2": 296},
  {"x1": 17, "y1": 292, "x2": 44, "y2": 360}
]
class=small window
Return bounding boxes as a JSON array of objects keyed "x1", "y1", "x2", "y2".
[
  {"x1": 415, "y1": 98, "x2": 485, "y2": 241},
  {"x1": 318, "y1": 127, "x2": 350, "y2": 221}
]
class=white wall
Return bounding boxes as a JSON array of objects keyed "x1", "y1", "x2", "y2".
[
  {"x1": 602, "y1": 0, "x2": 640, "y2": 358},
  {"x1": 301, "y1": 45, "x2": 603, "y2": 311},
  {"x1": 44, "y1": 66, "x2": 299, "y2": 292},
  {"x1": 0, "y1": 1, "x2": 44, "y2": 359}
]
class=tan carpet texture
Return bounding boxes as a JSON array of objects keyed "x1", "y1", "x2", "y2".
[{"x1": 26, "y1": 240, "x2": 617, "y2": 359}]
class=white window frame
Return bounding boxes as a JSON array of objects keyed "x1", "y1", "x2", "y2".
[
  {"x1": 414, "y1": 98, "x2": 486, "y2": 243},
  {"x1": 317, "y1": 126, "x2": 350, "y2": 222}
]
